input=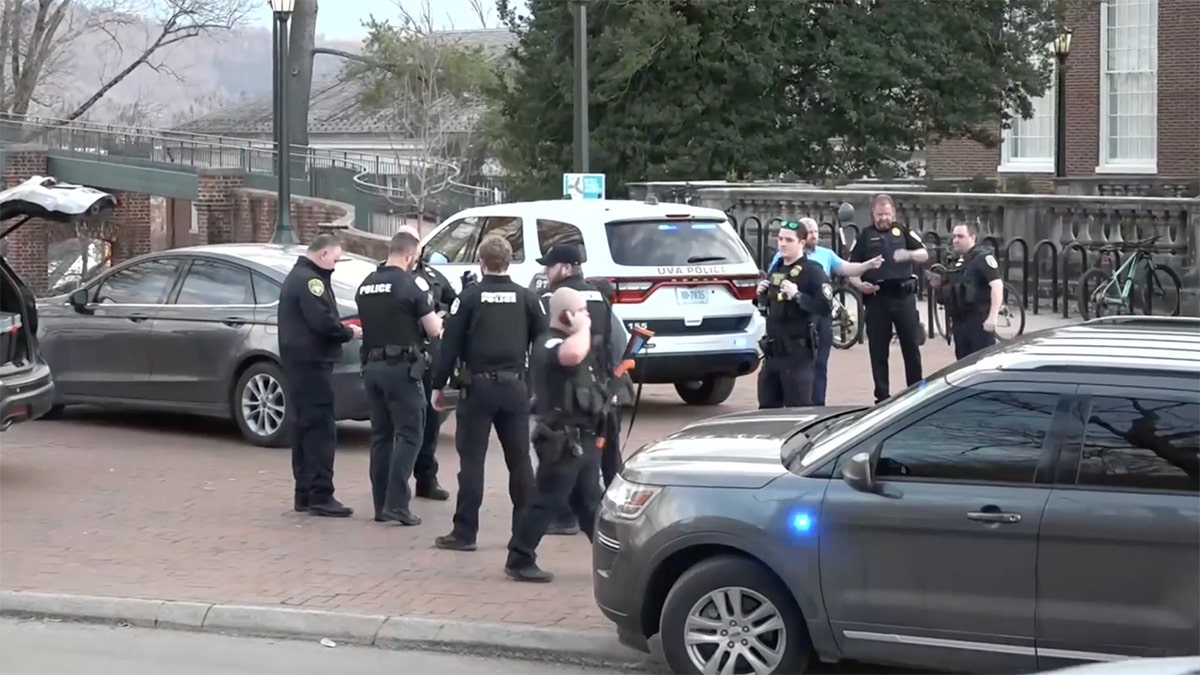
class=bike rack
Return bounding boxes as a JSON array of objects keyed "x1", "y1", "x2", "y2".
[
  {"x1": 1031, "y1": 240, "x2": 1058, "y2": 315},
  {"x1": 1004, "y1": 237, "x2": 1030, "y2": 312},
  {"x1": 1060, "y1": 241, "x2": 1090, "y2": 319}
]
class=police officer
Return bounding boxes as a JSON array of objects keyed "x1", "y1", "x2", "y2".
[
  {"x1": 429, "y1": 236, "x2": 545, "y2": 551},
  {"x1": 756, "y1": 220, "x2": 834, "y2": 408},
  {"x1": 530, "y1": 244, "x2": 624, "y2": 535},
  {"x1": 939, "y1": 222, "x2": 1003, "y2": 359},
  {"x1": 398, "y1": 226, "x2": 456, "y2": 502},
  {"x1": 356, "y1": 230, "x2": 443, "y2": 525},
  {"x1": 505, "y1": 286, "x2": 606, "y2": 583},
  {"x1": 847, "y1": 194, "x2": 929, "y2": 403},
  {"x1": 768, "y1": 218, "x2": 883, "y2": 405},
  {"x1": 278, "y1": 234, "x2": 361, "y2": 518}
]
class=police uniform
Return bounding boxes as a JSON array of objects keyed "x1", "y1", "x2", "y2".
[
  {"x1": 942, "y1": 245, "x2": 1001, "y2": 359},
  {"x1": 431, "y1": 273, "x2": 545, "y2": 550},
  {"x1": 413, "y1": 261, "x2": 456, "y2": 500},
  {"x1": 849, "y1": 223, "x2": 926, "y2": 403},
  {"x1": 505, "y1": 326, "x2": 607, "y2": 582},
  {"x1": 756, "y1": 255, "x2": 833, "y2": 408},
  {"x1": 355, "y1": 263, "x2": 433, "y2": 524},
  {"x1": 278, "y1": 256, "x2": 355, "y2": 517}
]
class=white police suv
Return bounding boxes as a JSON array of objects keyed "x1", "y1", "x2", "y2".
[{"x1": 420, "y1": 199, "x2": 764, "y2": 405}]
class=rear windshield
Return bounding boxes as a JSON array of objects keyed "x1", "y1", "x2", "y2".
[
  {"x1": 330, "y1": 256, "x2": 378, "y2": 302},
  {"x1": 605, "y1": 219, "x2": 752, "y2": 267}
]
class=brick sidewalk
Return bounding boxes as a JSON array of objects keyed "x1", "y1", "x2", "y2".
[{"x1": 0, "y1": 343, "x2": 958, "y2": 632}]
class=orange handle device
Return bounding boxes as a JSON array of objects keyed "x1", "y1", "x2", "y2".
[{"x1": 597, "y1": 326, "x2": 655, "y2": 449}]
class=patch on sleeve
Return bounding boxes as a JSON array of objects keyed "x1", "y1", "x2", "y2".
[
  {"x1": 544, "y1": 337, "x2": 564, "y2": 349},
  {"x1": 985, "y1": 254, "x2": 998, "y2": 269},
  {"x1": 414, "y1": 276, "x2": 430, "y2": 291},
  {"x1": 307, "y1": 278, "x2": 325, "y2": 296},
  {"x1": 821, "y1": 283, "x2": 833, "y2": 299},
  {"x1": 449, "y1": 298, "x2": 460, "y2": 315}
]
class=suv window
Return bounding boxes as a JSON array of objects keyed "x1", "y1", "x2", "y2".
[
  {"x1": 537, "y1": 219, "x2": 587, "y2": 260},
  {"x1": 479, "y1": 216, "x2": 525, "y2": 262},
  {"x1": 605, "y1": 219, "x2": 752, "y2": 267},
  {"x1": 251, "y1": 272, "x2": 282, "y2": 305},
  {"x1": 175, "y1": 260, "x2": 254, "y2": 305},
  {"x1": 424, "y1": 217, "x2": 484, "y2": 264},
  {"x1": 876, "y1": 391, "x2": 1061, "y2": 484},
  {"x1": 1078, "y1": 395, "x2": 1199, "y2": 493},
  {"x1": 94, "y1": 258, "x2": 181, "y2": 305}
]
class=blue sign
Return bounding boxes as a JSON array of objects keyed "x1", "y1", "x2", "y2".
[{"x1": 562, "y1": 173, "x2": 606, "y2": 200}]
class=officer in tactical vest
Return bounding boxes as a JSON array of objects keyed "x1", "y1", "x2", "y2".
[
  {"x1": 355, "y1": 231, "x2": 444, "y2": 525},
  {"x1": 756, "y1": 220, "x2": 834, "y2": 408},
  {"x1": 430, "y1": 236, "x2": 545, "y2": 552},
  {"x1": 530, "y1": 244, "x2": 624, "y2": 536},
  {"x1": 937, "y1": 222, "x2": 1003, "y2": 359},
  {"x1": 847, "y1": 194, "x2": 929, "y2": 403},
  {"x1": 394, "y1": 225, "x2": 456, "y2": 502},
  {"x1": 506, "y1": 287, "x2": 606, "y2": 583}
]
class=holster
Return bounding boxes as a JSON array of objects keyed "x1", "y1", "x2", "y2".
[
  {"x1": 806, "y1": 323, "x2": 818, "y2": 360},
  {"x1": 760, "y1": 337, "x2": 798, "y2": 358},
  {"x1": 532, "y1": 420, "x2": 582, "y2": 465}
]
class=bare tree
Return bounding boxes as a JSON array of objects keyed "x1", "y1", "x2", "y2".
[{"x1": 0, "y1": 0, "x2": 255, "y2": 121}]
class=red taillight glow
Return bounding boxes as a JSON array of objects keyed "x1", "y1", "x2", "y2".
[
  {"x1": 603, "y1": 276, "x2": 759, "y2": 304},
  {"x1": 341, "y1": 317, "x2": 361, "y2": 328}
]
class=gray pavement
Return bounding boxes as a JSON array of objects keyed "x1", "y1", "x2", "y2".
[{"x1": 0, "y1": 617, "x2": 614, "y2": 675}]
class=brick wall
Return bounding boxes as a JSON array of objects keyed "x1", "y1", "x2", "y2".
[
  {"x1": 193, "y1": 170, "x2": 245, "y2": 245},
  {"x1": 925, "y1": 0, "x2": 1196, "y2": 182},
  {"x1": 231, "y1": 189, "x2": 353, "y2": 244},
  {"x1": 110, "y1": 192, "x2": 152, "y2": 264},
  {"x1": 1, "y1": 146, "x2": 49, "y2": 293}
]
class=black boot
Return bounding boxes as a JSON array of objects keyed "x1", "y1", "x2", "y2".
[
  {"x1": 415, "y1": 480, "x2": 449, "y2": 501},
  {"x1": 308, "y1": 497, "x2": 353, "y2": 518},
  {"x1": 505, "y1": 563, "x2": 554, "y2": 583}
]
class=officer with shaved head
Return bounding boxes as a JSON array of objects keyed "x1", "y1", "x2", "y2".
[{"x1": 506, "y1": 286, "x2": 607, "y2": 583}]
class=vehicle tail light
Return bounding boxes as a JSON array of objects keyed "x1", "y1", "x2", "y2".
[
  {"x1": 602, "y1": 275, "x2": 760, "y2": 304},
  {"x1": 341, "y1": 317, "x2": 361, "y2": 328}
]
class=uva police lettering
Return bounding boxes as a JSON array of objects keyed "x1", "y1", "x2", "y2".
[
  {"x1": 480, "y1": 291, "x2": 518, "y2": 304},
  {"x1": 358, "y1": 282, "x2": 393, "y2": 295},
  {"x1": 654, "y1": 265, "x2": 725, "y2": 276}
]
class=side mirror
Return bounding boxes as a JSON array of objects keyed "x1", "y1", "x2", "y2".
[
  {"x1": 841, "y1": 451, "x2": 877, "y2": 494},
  {"x1": 69, "y1": 289, "x2": 90, "y2": 311}
]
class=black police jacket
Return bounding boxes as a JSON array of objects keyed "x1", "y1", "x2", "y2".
[
  {"x1": 943, "y1": 245, "x2": 1001, "y2": 321},
  {"x1": 757, "y1": 256, "x2": 833, "y2": 343},
  {"x1": 546, "y1": 274, "x2": 618, "y2": 376},
  {"x1": 851, "y1": 223, "x2": 925, "y2": 288},
  {"x1": 278, "y1": 256, "x2": 353, "y2": 363},
  {"x1": 431, "y1": 274, "x2": 546, "y2": 389},
  {"x1": 532, "y1": 328, "x2": 607, "y2": 429},
  {"x1": 355, "y1": 264, "x2": 431, "y2": 353},
  {"x1": 414, "y1": 262, "x2": 457, "y2": 314}
]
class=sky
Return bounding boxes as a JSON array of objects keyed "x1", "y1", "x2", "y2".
[{"x1": 249, "y1": 0, "x2": 509, "y2": 39}]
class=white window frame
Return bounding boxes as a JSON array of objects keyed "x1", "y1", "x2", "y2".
[
  {"x1": 998, "y1": 66, "x2": 1057, "y2": 174},
  {"x1": 1097, "y1": 0, "x2": 1158, "y2": 174}
]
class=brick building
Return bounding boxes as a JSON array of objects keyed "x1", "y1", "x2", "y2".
[{"x1": 925, "y1": 0, "x2": 1199, "y2": 188}]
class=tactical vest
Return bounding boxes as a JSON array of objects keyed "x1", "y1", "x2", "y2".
[
  {"x1": 942, "y1": 251, "x2": 984, "y2": 320},
  {"x1": 860, "y1": 226, "x2": 915, "y2": 285}
]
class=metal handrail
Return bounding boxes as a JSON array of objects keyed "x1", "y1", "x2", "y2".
[{"x1": 0, "y1": 113, "x2": 498, "y2": 226}]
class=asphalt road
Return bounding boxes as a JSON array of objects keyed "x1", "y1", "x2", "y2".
[{"x1": 0, "y1": 618, "x2": 615, "y2": 675}]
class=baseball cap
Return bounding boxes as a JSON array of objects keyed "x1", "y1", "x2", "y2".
[{"x1": 536, "y1": 244, "x2": 585, "y2": 266}]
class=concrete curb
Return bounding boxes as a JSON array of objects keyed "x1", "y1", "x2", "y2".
[{"x1": 0, "y1": 590, "x2": 651, "y2": 668}]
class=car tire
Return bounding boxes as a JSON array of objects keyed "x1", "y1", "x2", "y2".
[
  {"x1": 40, "y1": 404, "x2": 66, "y2": 420},
  {"x1": 660, "y1": 555, "x2": 812, "y2": 674},
  {"x1": 674, "y1": 376, "x2": 736, "y2": 406},
  {"x1": 232, "y1": 360, "x2": 290, "y2": 448}
]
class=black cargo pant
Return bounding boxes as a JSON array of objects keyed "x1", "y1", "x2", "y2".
[
  {"x1": 951, "y1": 313, "x2": 996, "y2": 360},
  {"x1": 507, "y1": 431, "x2": 602, "y2": 570},
  {"x1": 757, "y1": 339, "x2": 816, "y2": 408},
  {"x1": 451, "y1": 372, "x2": 536, "y2": 544},
  {"x1": 864, "y1": 288, "x2": 924, "y2": 403},
  {"x1": 364, "y1": 359, "x2": 425, "y2": 515},
  {"x1": 552, "y1": 406, "x2": 621, "y2": 528},
  {"x1": 416, "y1": 363, "x2": 440, "y2": 487},
  {"x1": 283, "y1": 359, "x2": 338, "y2": 506}
]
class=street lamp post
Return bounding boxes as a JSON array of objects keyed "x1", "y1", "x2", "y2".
[
  {"x1": 269, "y1": 0, "x2": 297, "y2": 244},
  {"x1": 571, "y1": 0, "x2": 590, "y2": 173},
  {"x1": 1053, "y1": 28, "x2": 1072, "y2": 180}
]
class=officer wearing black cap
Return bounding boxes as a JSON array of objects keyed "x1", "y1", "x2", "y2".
[
  {"x1": 412, "y1": 248, "x2": 456, "y2": 502},
  {"x1": 847, "y1": 193, "x2": 928, "y2": 403},
  {"x1": 429, "y1": 235, "x2": 545, "y2": 552},
  {"x1": 356, "y1": 230, "x2": 444, "y2": 526},
  {"x1": 279, "y1": 233, "x2": 360, "y2": 518},
  {"x1": 756, "y1": 220, "x2": 834, "y2": 408},
  {"x1": 937, "y1": 222, "x2": 1002, "y2": 359},
  {"x1": 531, "y1": 243, "x2": 623, "y2": 536}
]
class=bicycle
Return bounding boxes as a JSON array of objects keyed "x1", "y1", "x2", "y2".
[
  {"x1": 926, "y1": 263, "x2": 1027, "y2": 342},
  {"x1": 1077, "y1": 234, "x2": 1182, "y2": 320},
  {"x1": 830, "y1": 279, "x2": 863, "y2": 349}
]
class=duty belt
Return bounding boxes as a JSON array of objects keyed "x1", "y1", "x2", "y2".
[
  {"x1": 471, "y1": 369, "x2": 524, "y2": 382},
  {"x1": 872, "y1": 279, "x2": 916, "y2": 297},
  {"x1": 365, "y1": 345, "x2": 420, "y2": 362}
]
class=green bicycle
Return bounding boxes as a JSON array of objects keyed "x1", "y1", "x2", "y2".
[{"x1": 1077, "y1": 235, "x2": 1182, "y2": 320}]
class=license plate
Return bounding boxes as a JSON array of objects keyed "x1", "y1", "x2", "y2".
[{"x1": 675, "y1": 287, "x2": 710, "y2": 305}]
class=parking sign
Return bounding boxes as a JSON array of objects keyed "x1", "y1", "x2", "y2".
[{"x1": 562, "y1": 173, "x2": 606, "y2": 200}]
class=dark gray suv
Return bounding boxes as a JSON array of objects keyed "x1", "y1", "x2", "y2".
[{"x1": 593, "y1": 316, "x2": 1199, "y2": 674}]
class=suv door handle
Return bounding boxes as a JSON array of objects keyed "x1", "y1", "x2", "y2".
[
  {"x1": 967, "y1": 510, "x2": 1021, "y2": 524},
  {"x1": 127, "y1": 313, "x2": 149, "y2": 323},
  {"x1": 222, "y1": 317, "x2": 247, "y2": 326}
]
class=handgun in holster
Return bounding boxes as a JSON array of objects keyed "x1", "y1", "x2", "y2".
[
  {"x1": 454, "y1": 364, "x2": 470, "y2": 400},
  {"x1": 806, "y1": 323, "x2": 819, "y2": 360}
]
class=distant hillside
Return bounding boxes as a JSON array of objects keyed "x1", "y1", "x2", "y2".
[{"x1": 34, "y1": 15, "x2": 364, "y2": 128}]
